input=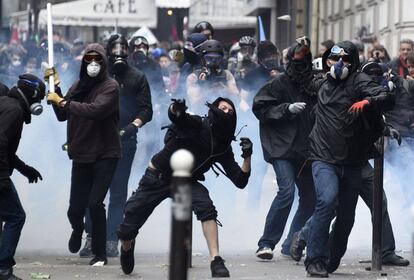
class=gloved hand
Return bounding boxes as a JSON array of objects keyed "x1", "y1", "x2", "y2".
[
  {"x1": 120, "y1": 123, "x2": 138, "y2": 140},
  {"x1": 47, "y1": 91, "x2": 64, "y2": 105},
  {"x1": 348, "y1": 99, "x2": 369, "y2": 115},
  {"x1": 43, "y1": 67, "x2": 61, "y2": 86},
  {"x1": 0, "y1": 177, "x2": 12, "y2": 197},
  {"x1": 381, "y1": 79, "x2": 394, "y2": 92},
  {"x1": 240, "y1": 137, "x2": 253, "y2": 159},
  {"x1": 18, "y1": 165, "x2": 43, "y2": 183},
  {"x1": 384, "y1": 125, "x2": 402, "y2": 145},
  {"x1": 288, "y1": 102, "x2": 306, "y2": 114},
  {"x1": 171, "y1": 99, "x2": 188, "y2": 118}
]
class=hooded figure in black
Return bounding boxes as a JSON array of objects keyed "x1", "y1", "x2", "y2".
[
  {"x1": 128, "y1": 36, "x2": 165, "y2": 97},
  {"x1": 304, "y1": 41, "x2": 394, "y2": 277},
  {"x1": 47, "y1": 43, "x2": 121, "y2": 266},
  {"x1": 252, "y1": 38, "x2": 317, "y2": 261},
  {"x1": 77, "y1": 34, "x2": 153, "y2": 258},
  {"x1": 0, "y1": 74, "x2": 45, "y2": 280},
  {"x1": 116, "y1": 97, "x2": 252, "y2": 278}
]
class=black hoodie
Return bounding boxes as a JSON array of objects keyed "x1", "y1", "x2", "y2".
[
  {"x1": 151, "y1": 97, "x2": 249, "y2": 187},
  {"x1": 309, "y1": 41, "x2": 394, "y2": 165},
  {"x1": 52, "y1": 43, "x2": 121, "y2": 163}
]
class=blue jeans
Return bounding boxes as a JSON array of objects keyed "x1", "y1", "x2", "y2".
[
  {"x1": 85, "y1": 139, "x2": 137, "y2": 241},
  {"x1": 304, "y1": 161, "x2": 362, "y2": 266},
  {"x1": 299, "y1": 162, "x2": 396, "y2": 259},
  {"x1": 0, "y1": 182, "x2": 26, "y2": 269},
  {"x1": 258, "y1": 159, "x2": 315, "y2": 253}
]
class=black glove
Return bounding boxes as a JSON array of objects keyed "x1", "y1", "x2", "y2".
[
  {"x1": 120, "y1": 123, "x2": 138, "y2": 140},
  {"x1": 18, "y1": 165, "x2": 42, "y2": 183},
  {"x1": 384, "y1": 125, "x2": 402, "y2": 145},
  {"x1": 240, "y1": 137, "x2": 253, "y2": 159},
  {"x1": 0, "y1": 177, "x2": 12, "y2": 197},
  {"x1": 171, "y1": 99, "x2": 188, "y2": 118}
]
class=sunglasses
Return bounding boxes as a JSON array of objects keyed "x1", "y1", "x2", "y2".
[{"x1": 84, "y1": 53, "x2": 103, "y2": 63}]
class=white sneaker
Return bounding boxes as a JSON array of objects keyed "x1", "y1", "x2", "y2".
[{"x1": 256, "y1": 247, "x2": 273, "y2": 260}]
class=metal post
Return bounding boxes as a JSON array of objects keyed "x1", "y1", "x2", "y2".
[
  {"x1": 169, "y1": 149, "x2": 194, "y2": 280},
  {"x1": 372, "y1": 136, "x2": 384, "y2": 271}
]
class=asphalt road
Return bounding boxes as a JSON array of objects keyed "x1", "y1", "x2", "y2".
[{"x1": 12, "y1": 250, "x2": 413, "y2": 280}]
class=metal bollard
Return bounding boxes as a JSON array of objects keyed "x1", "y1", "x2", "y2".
[
  {"x1": 372, "y1": 137, "x2": 384, "y2": 271},
  {"x1": 169, "y1": 149, "x2": 194, "y2": 280}
]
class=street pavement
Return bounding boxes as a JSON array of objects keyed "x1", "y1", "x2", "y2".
[{"x1": 12, "y1": 250, "x2": 413, "y2": 280}]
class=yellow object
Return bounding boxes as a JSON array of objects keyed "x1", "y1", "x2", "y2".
[
  {"x1": 47, "y1": 92, "x2": 64, "y2": 105},
  {"x1": 44, "y1": 67, "x2": 61, "y2": 86}
]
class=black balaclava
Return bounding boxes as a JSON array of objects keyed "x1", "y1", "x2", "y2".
[
  {"x1": 8, "y1": 73, "x2": 46, "y2": 124},
  {"x1": 206, "y1": 97, "x2": 237, "y2": 147},
  {"x1": 286, "y1": 40, "x2": 313, "y2": 84}
]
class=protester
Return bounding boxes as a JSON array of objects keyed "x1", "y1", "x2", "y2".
[
  {"x1": 46, "y1": 43, "x2": 121, "y2": 266},
  {"x1": 252, "y1": 37, "x2": 316, "y2": 261},
  {"x1": 117, "y1": 98, "x2": 252, "y2": 278},
  {"x1": 304, "y1": 41, "x2": 394, "y2": 277},
  {"x1": 0, "y1": 74, "x2": 45, "y2": 280},
  {"x1": 79, "y1": 34, "x2": 153, "y2": 258},
  {"x1": 290, "y1": 61, "x2": 409, "y2": 269}
]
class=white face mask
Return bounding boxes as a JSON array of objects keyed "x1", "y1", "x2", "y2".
[{"x1": 86, "y1": 61, "x2": 101, "y2": 77}]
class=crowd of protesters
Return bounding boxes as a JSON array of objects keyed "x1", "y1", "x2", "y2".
[{"x1": 0, "y1": 20, "x2": 413, "y2": 280}]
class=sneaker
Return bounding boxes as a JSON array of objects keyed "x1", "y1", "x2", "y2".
[
  {"x1": 382, "y1": 253, "x2": 410, "y2": 266},
  {"x1": 120, "y1": 240, "x2": 135, "y2": 275},
  {"x1": 290, "y1": 231, "x2": 306, "y2": 262},
  {"x1": 210, "y1": 256, "x2": 230, "y2": 278},
  {"x1": 256, "y1": 247, "x2": 273, "y2": 260},
  {"x1": 89, "y1": 255, "x2": 108, "y2": 266},
  {"x1": 306, "y1": 261, "x2": 328, "y2": 278},
  {"x1": 106, "y1": 241, "x2": 119, "y2": 258},
  {"x1": 79, "y1": 237, "x2": 93, "y2": 258},
  {"x1": 68, "y1": 230, "x2": 82, "y2": 253},
  {"x1": 0, "y1": 268, "x2": 22, "y2": 280}
]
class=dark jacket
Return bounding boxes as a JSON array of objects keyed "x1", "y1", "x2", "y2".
[
  {"x1": 109, "y1": 65, "x2": 152, "y2": 132},
  {"x1": 0, "y1": 96, "x2": 24, "y2": 177},
  {"x1": 252, "y1": 72, "x2": 317, "y2": 162},
  {"x1": 52, "y1": 43, "x2": 121, "y2": 163},
  {"x1": 309, "y1": 41, "x2": 394, "y2": 165},
  {"x1": 389, "y1": 57, "x2": 409, "y2": 78},
  {"x1": 151, "y1": 107, "x2": 250, "y2": 188},
  {"x1": 384, "y1": 78, "x2": 414, "y2": 137}
]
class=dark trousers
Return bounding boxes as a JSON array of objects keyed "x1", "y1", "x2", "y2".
[
  {"x1": 68, "y1": 158, "x2": 118, "y2": 256},
  {"x1": 329, "y1": 162, "x2": 396, "y2": 261},
  {"x1": 0, "y1": 182, "x2": 25, "y2": 269},
  {"x1": 85, "y1": 139, "x2": 137, "y2": 241},
  {"x1": 117, "y1": 167, "x2": 218, "y2": 241}
]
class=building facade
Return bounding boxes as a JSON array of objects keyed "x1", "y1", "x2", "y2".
[{"x1": 317, "y1": 0, "x2": 414, "y2": 58}]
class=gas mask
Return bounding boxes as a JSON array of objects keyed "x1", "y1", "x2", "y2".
[
  {"x1": 87, "y1": 61, "x2": 101, "y2": 77},
  {"x1": 17, "y1": 87, "x2": 43, "y2": 115},
  {"x1": 110, "y1": 43, "x2": 128, "y2": 73},
  {"x1": 330, "y1": 59, "x2": 350, "y2": 81},
  {"x1": 202, "y1": 53, "x2": 222, "y2": 70},
  {"x1": 328, "y1": 45, "x2": 351, "y2": 81}
]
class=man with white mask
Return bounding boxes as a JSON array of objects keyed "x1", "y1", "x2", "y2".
[{"x1": 46, "y1": 43, "x2": 121, "y2": 266}]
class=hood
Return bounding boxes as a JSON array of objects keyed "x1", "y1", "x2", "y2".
[
  {"x1": 79, "y1": 43, "x2": 108, "y2": 80},
  {"x1": 207, "y1": 97, "x2": 237, "y2": 146},
  {"x1": 322, "y1": 40, "x2": 360, "y2": 73}
]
